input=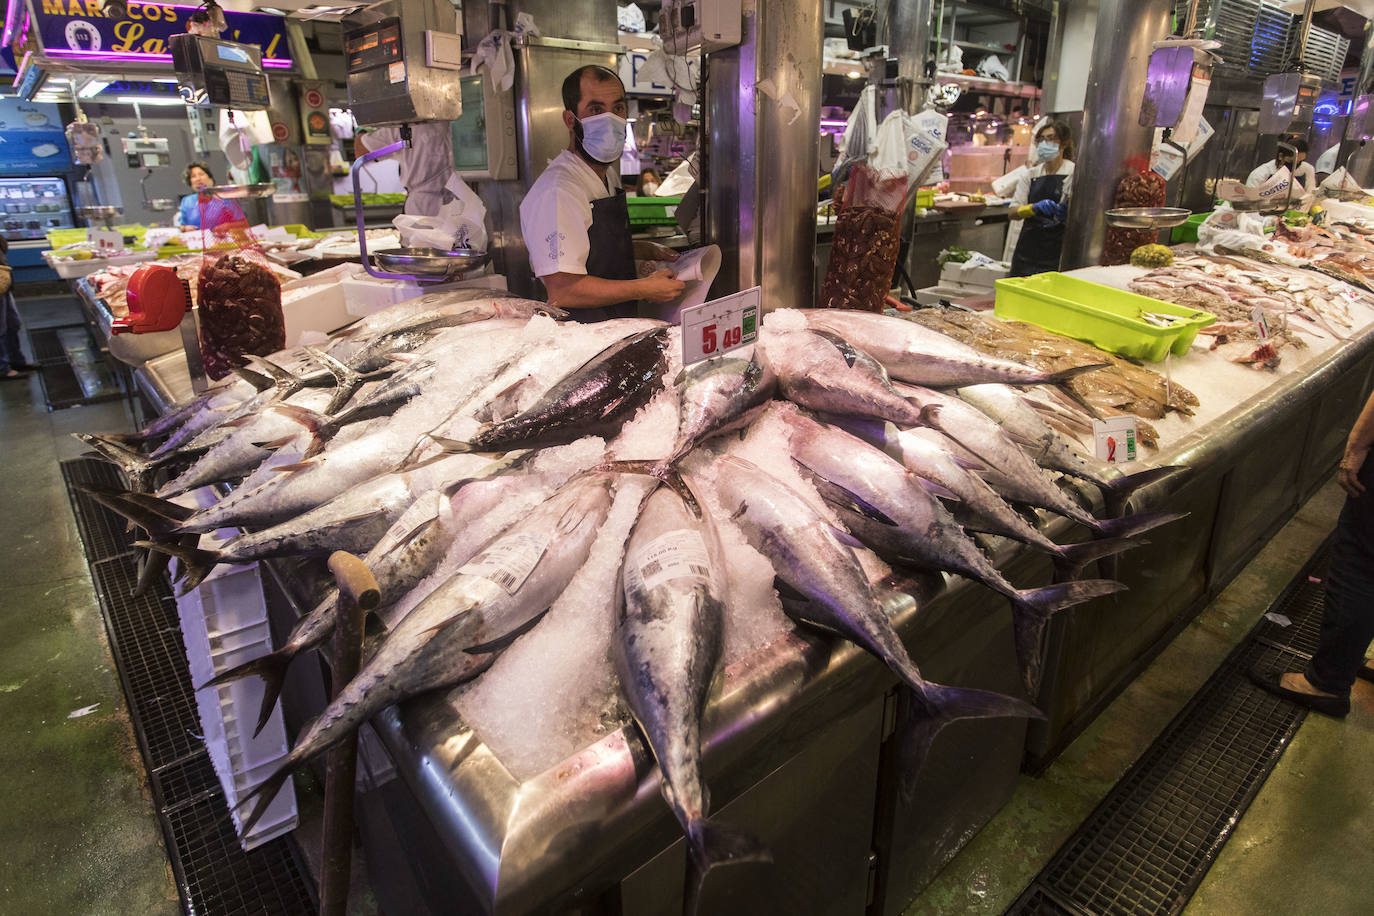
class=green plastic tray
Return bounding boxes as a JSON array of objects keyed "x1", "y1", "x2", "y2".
[
  {"x1": 627, "y1": 195, "x2": 683, "y2": 226},
  {"x1": 993, "y1": 272, "x2": 1216, "y2": 362},
  {"x1": 1169, "y1": 212, "x2": 1207, "y2": 244}
]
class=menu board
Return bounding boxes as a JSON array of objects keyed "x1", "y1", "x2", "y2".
[{"x1": 0, "y1": 99, "x2": 72, "y2": 175}]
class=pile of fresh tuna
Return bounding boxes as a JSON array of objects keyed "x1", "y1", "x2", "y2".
[{"x1": 78, "y1": 292, "x2": 1184, "y2": 887}]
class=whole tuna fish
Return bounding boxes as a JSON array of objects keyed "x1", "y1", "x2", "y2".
[
  {"x1": 804, "y1": 309, "x2": 1108, "y2": 388},
  {"x1": 615, "y1": 486, "x2": 771, "y2": 891},
  {"x1": 235, "y1": 473, "x2": 615, "y2": 834},
  {"x1": 703, "y1": 454, "x2": 1044, "y2": 790},
  {"x1": 322, "y1": 292, "x2": 560, "y2": 355},
  {"x1": 822, "y1": 415, "x2": 1139, "y2": 578},
  {"x1": 205, "y1": 467, "x2": 548, "y2": 736},
  {"x1": 140, "y1": 452, "x2": 514, "y2": 590},
  {"x1": 668, "y1": 354, "x2": 778, "y2": 464},
  {"x1": 895, "y1": 383, "x2": 1183, "y2": 540},
  {"x1": 954, "y1": 383, "x2": 1186, "y2": 502},
  {"x1": 435, "y1": 327, "x2": 670, "y2": 454},
  {"x1": 273, "y1": 359, "x2": 443, "y2": 458},
  {"x1": 758, "y1": 327, "x2": 926, "y2": 426}
]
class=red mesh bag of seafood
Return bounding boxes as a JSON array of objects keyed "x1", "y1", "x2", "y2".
[
  {"x1": 819, "y1": 164, "x2": 908, "y2": 311},
  {"x1": 195, "y1": 193, "x2": 286, "y2": 380},
  {"x1": 1100, "y1": 161, "x2": 1166, "y2": 266}
]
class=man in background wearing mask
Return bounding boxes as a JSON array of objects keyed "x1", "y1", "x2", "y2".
[
  {"x1": 356, "y1": 121, "x2": 454, "y2": 216},
  {"x1": 519, "y1": 65, "x2": 682, "y2": 321},
  {"x1": 1008, "y1": 119, "x2": 1075, "y2": 277},
  {"x1": 1246, "y1": 137, "x2": 1317, "y2": 196}
]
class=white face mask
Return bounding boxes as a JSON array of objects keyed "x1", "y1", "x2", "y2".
[{"x1": 577, "y1": 112, "x2": 627, "y2": 165}]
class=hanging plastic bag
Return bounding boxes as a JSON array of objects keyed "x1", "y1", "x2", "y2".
[
  {"x1": 393, "y1": 173, "x2": 489, "y2": 251},
  {"x1": 831, "y1": 84, "x2": 878, "y2": 183},
  {"x1": 818, "y1": 164, "x2": 907, "y2": 311},
  {"x1": 196, "y1": 195, "x2": 285, "y2": 380},
  {"x1": 976, "y1": 54, "x2": 1010, "y2": 81}
]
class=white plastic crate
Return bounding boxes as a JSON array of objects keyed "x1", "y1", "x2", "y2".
[
  {"x1": 46, "y1": 249, "x2": 157, "y2": 279},
  {"x1": 280, "y1": 263, "x2": 355, "y2": 347},
  {"x1": 175, "y1": 558, "x2": 298, "y2": 851}
]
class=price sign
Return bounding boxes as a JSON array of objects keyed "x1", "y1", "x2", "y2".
[
  {"x1": 1093, "y1": 415, "x2": 1138, "y2": 464},
  {"x1": 681, "y1": 286, "x2": 760, "y2": 367},
  {"x1": 1252, "y1": 305, "x2": 1270, "y2": 340},
  {"x1": 89, "y1": 229, "x2": 122, "y2": 254}
]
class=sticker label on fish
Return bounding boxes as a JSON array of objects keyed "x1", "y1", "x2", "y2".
[
  {"x1": 1093, "y1": 415, "x2": 1138, "y2": 463},
  {"x1": 459, "y1": 532, "x2": 547, "y2": 594},
  {"x1": 681, "y1": 286, "x2": 761, "y2": 367},
  {"x1": 624, "y1": 529, "x2": 711, "y2": 594},
  {"x1": 382, "y1": 492, "x2": 445, "y2": 548}
]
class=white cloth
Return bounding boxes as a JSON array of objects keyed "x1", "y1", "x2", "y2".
[
  {"x1": 519, "y1": 149, "x2": 618, "y2": 278},
  {"x1": 368, "y1": 122, "x2": 454, "y2": 216},
  {"x1": 1247, "y1": 159, "x2": 1316, "y2": 195},
  {"x1": 1010, "y1": 159, "x2": 1075, "y2": 207}
]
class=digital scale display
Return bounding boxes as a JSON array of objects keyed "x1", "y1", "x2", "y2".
[{"x1": 346, "y1": 19, "x2": 403, "y2": 73}]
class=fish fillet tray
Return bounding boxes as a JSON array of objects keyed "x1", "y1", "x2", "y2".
[
  {"x1": 61, "y1": 458, "x2": 317, "y2": 916},
  {"x1": 1004, "y1": 543, "x2": 1329, "y2": 916}
]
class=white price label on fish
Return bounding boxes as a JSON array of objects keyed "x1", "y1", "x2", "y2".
[
  {"x1": 680, "y1": 286, "x2": 760, "y2": 367},
  {"x1": 625, "y1": 529, "x2": 711, "y2": 594},
  {"x1": 1093, "y1": 415, "x2": 1138, "y2": 464}
]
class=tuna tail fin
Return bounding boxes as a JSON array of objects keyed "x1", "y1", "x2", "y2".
[
  {"x1": 1009, "y1": 579, "x2": 1127, "y2": 696},
  {"x1": 234, "y1": 763, "x2": 295, "y2": 838},
  {"x1": 233, "y1": 365, "x2": 276, "y2": 392},
  {"x1": 1091, "y1": 509, "x2": 1188, "y2": 540},
  {"x1": 269, "y1": 404, "x2": 337, "y2": 459},
  {"x1": 243, "y1": 355, "x2": 308, "y2": 399},
  {"x1": 898, "y1": 682, "x2": 1044, "y2": 799},
  {"x1": 304, "y1": 346, "x2": 369, "y2": 415},
  {"x1": 73, "y1": 433, "x2": 168, "y2": 490},
  {"x1": 201, "y1": 649, "x2": 291, "y2": 739},
  {"x1": 79, "y1": 485, "x2": 188, "y2": 540},
  {"x1": 1095, "y1": 465, "x2": 1191, "y2": 517},
  {"x1": 1051, "y1": 536, "x2": 1145, "y2": 580},
  {"x1": 1044, "y1": 362, "x2": 1112, "y2": 387},
  {"x1": 683, "y1": 818, "x2": 773, "y2": 915},
  {"x1": 137, "y1": 540, "x2": 221, "y2": 594},
  {"x1": 592, "y1": 460, "x2": 702, "y2": 517},
  {"x1": 427, "y1": 433, "x2": 477, "y2": 455}
]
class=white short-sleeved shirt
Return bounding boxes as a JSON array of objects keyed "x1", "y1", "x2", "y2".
[
  {"x1": 520, "y1": 149, "x2": 619, "y2": 278},
  {"x1": 369, "y1": 121, "x2": 454, "y2": 216},
  {"x1": 1011, "y1": 159, "x2": 1075, "y2": 207},
  {"x1": 1246, "y1": 159, "x2": 1317, "y2": 195}
]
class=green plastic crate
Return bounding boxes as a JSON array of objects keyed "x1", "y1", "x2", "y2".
[
  {"x1": 994, "y1": 272, "x2": 1216, "y2": 362},
  {"x1": 1169, "y1": 212, "x2": 1207, "y2": 244},
  {"x1": 627, "y1": 195, "x2": 683, "y2": 226}
]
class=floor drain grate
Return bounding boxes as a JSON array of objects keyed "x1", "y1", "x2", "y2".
[
  {"x1": 62, "y1": 460, "x2": 318, "y2": 916},
  {"x1": 1005, "y1": 546, "x2": 1330, "y2": 916},
  {"x1": 29, "y1": 325, "x2": 126, "y2": 410},
  {"x1": 26, "y1": 323, "x2": 83, "y2": 365}
]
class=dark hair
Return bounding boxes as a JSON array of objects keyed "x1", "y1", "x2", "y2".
[
  {"x1": 1287, "y1": 137, "x2": 1309, "y2": 155},
  {"x1": 562, "y1": 65, "x2": 623, "y2": 113},
  {"x1": 183, "y1": 161, "x2": 214, "y2": 187},
  {"x1": 1036, "y1": 119, "x2": 1075, "y2": 161}
]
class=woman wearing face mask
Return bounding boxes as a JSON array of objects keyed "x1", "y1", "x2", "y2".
[
  {"x1": 519, "y1": 65, "x2": 682, "y2": 321},
  {"x1": 1008, "y1": 120, "x2": 1075, "y2": 277},
  {"x1": 177, "y1": 161, "x2": 216, "y2": 231}
]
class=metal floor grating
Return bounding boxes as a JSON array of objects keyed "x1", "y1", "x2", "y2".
[
  {"x1": 1005, "y1": 546, "x2": 1331, "y2": 916},
  {"x1": 27, "y1": 323, "x2": 83, "y2": 365},
  {"x1": 61, "y1": 459, "x2": 318, "y2": 916},
  {"x1": 28, "y1": 324, "x2": 127, "y2": 410}
]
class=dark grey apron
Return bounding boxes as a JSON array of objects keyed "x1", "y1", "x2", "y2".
[
  {"x1": 1009, "y1": 170, "x2": 1070, "y2": 278},
  {"x1": 572, "y1": 188, "x2": 639, "y2": 323}
]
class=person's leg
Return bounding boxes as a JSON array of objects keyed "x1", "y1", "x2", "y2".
[
  {"x1": 0, "y1": 294, "x2": 18, "y2": 376},
  {"x1": 1303, "y1": 458, "x2": 1374, "y2": 695}
]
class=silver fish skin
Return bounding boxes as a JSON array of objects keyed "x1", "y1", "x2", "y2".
[
  {"x1": 614, "y1": 486, "x2": 767, "y2": 877},
  {"x1": 235, "y1": 474, "x2": 615, "y2": 834},
  {"x1": 122, "y1": 379, "x2": 256, "y2": 446},
  {"x1": 758, "y1": 327, "x2": 926, "y2": 426},
  {"x1": 894, "y1": 382, "x2": 1103, "y2": 529},
  {"x1": 323, "y1": 293, "x2": 555, "y2": 357},
  {"x1": 804, "y1": 309, "x2": 1106, "y2": 388},
  {"x1": 704, "y1": 454, "x2": 1044, "y2": 790},
  {"x1": 953, "y1": 383, "x2": 1185, "y2": 499},
  {"x1": 155, "y1": 389, "x2": 336, "y2": 497},
  {"x1": 669, "y1": 354, "x2": 778, "y2": 463}
]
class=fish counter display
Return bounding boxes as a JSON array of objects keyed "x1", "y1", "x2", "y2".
[{"x1": 70, "y1": 239, "x2": 1374, "y2": 913}]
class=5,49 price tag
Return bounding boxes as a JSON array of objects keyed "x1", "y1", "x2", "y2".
[{"x1": 680, "y1": 286, "x2": 760, "y2": 367}]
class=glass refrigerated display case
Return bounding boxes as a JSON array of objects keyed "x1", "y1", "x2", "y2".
[{"x1": 0, "y1": 177, "x2": 75, "y2": 241}]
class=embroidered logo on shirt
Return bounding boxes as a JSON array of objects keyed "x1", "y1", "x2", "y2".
[{"x1": 546, "y1": 230, "x2": 565, "y2": 262}]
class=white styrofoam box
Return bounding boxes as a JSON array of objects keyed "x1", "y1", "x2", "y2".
[
  {"x1": 279, "y1": 262, "x2": 355, "y2": 347},
  {"x1": 46, "y1": 249, "x2": 157, "y2": 279},
  {"x1": 341, "y1": 266, "x2": 509, "y2": 317},
  {"x1": 914, "y1": 284, "x2": 995, "y2": 306},
  {"x1": 175, "y1": 558, "x2": 298, "y2": 851},
  {"x1": 939, "y1": 259, "x2": 1010, "y2": 291}
]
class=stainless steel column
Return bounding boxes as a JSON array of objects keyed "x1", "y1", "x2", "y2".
[
  {"x1": 1059, "y1": 0, "x2": 1173, "y2": 269},
  {"x1": 707, "y1": 0, "x2": 822, "y2": 310},
  {"x1": 886, "y1": 0, "x2": 934, "y2": 111}
]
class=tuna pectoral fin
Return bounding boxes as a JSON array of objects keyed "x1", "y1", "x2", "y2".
[
  {"x1": 462, "y1": 607, "x2": 551, "y2": 655},
  {"x1": 202, "y1": 649, "x2": 292, "y2": 739},
  {"x1": 137, "y1": 541, "x2": 221, "y2": 594},
  {"x1": 683, "y1": 818, "x2": 772, "y2": 914},
  {"x1": 898, "y1": 683, "x2": 1043, "y2": 799},
  {"x1": 1052, "y1": 536, "x2": 1145, "y2": 580},
  {"x1": 1092, "y1": 510, "x2": 1188, "y2": 540},
  {"x1": 794, "y1": 459, "x2": 900, "y2": 526}
]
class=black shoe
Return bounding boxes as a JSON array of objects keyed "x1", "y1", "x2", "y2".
[
  {"x1": 1358, "y1": 664, "x2": 1374, "y2": 684},
  {"x1": 1247, "y1": 669, "x2": 1350, "y2": 718},
  {"x1": 8, "y1": 361, "x2": 39, "y2": 372}
]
